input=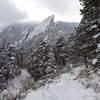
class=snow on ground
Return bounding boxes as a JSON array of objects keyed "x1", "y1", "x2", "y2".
[
  {"x1": 24, "y1": 73, "x2": 100, "y2": 100},
  {"x1": 0, "y1": 69, "x2": 30, "y2": 100},
  {"x1": 0, "y1": 66, "x2": 100, "y2": 100}
]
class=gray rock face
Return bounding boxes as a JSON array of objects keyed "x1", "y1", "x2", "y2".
[
  {"x1": 0, "y1": 15, "x2": 78, "y2": 44},
  {"x1": 21, "y1": 15, "x2": 78, "y2": 44}
]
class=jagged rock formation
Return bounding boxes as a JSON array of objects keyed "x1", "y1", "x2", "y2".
[
  {"x1": 0, "y1": 15, "x2": 78, "y2": 45},
  {"x1": 21, "y1": 15, "x2": 78, "y2": 45}
]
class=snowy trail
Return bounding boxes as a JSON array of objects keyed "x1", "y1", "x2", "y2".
[{"x1": 24, "y1": 73, "x2": 100, "y2": 100}]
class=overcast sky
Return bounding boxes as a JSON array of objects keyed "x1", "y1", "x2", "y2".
[{"x1": 0, "y1": 0, "x2": 82, "y2": 24}]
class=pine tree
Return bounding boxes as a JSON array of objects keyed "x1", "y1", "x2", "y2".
[
  {"x1": 28, "y1": 39, "x2": 56, "y2": 81},
  {"x1": 0, "y1": 41, "x2": 21, "y2": 92},
  {"x1": 6, "y1": 44, "x2": 21, "y2": 78},
  {"x1": 72, "y1": 0, "x2": 100, "y2": 68},
  {"x1": 53, "y1": 37, "x2": 67, "y2": 66},
  {"x1": 67, "y1": 33, "x2": 83, "y2": 64}
]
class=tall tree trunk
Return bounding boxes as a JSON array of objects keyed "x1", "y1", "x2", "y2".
[{"x1": 84, "y1": 55, "x2": 88, "y2": 68}]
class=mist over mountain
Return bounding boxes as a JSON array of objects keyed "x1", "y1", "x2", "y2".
[
  {"x1": 0, "y1": 15, "x2": 78, "y2": 44},
  {"x1": 0, "y1": 22, "x2": 37, "y2": 42}
]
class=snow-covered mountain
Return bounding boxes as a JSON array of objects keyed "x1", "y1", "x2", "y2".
[
  {"x1": 0, "y1": 22, "x2": 37, "y2": 42},
  {"x1": 22, "y1": 15, "x2": 55, "y2": 41},
  {"x1": 0, "y1": 25, "x2": 6, "y2": 33},
  {"x1": 21, "y1": 15, "x2": 78, "y2": 44},
  {"x1": 0, "y1": 15, "x2": 78, "y2": 44},
  {"x1": 28, "y1": 15, "x2": 55, "y2": 39}
]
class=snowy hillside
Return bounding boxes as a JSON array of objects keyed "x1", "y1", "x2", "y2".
[
  {"x1": 0, "y1": 69, "x2": 30, "y2": 100},
  {"x1": 24, "y1": 73, "x2": 100, "y2": 100},
  {"x1": 27, "y1": 15, "x2": 55, "y2": 39},
  {"x1": 0, "y1": 22, "x2": 36, "y2": 42},
  {"x1": 0, "y1": 65, "x2": 100, "y2": 100},
  {"x1": 0, "y1": 15, "x2": 78, "y2": 44},
  {"x1": 21, "y1": 15, "x2": 78, "y2": 42}
]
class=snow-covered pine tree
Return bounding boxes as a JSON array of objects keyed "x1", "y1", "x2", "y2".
[
  {"x1": 53, "y1": 37, "x2": 67, "y2": 66},
  {"x1": 6, "y1": 44, "x2": 21, "y2": 78},
  {"x1": 67, "y1": 33, "x2": 84, "y2": 64},
  {"x1": 72, "y1": 0, "x2": 100, "y2": 68},
  {"x1": 28, "y1": 39, "x2": 56, "y2": 81},
  {"x1": 0, "y1": 41, "x2": 21, "y2": 92}
]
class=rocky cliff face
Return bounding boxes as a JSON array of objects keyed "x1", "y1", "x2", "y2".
[{"x1": 0, "y1": 15, "x2": 78, "y2": 44}]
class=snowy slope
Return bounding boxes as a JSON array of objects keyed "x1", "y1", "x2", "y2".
[
  {"x1": 0, "y1": 15, "x2": 78, "y2": 44},
  {"x1": 22, "y1": 15, "x2": 78, "y2": 42},
  {"x1": 0, "y1": 26, "x2": 5, "y2": 33},
  {"x1": 0, "y1": 69, "x2": 30, "y2": 100},
  {"x1": 26, "y1": 15, "x2": 55, "y2": 39},
  {"x1": 20, "y1": 15, "x2": 78, "y2": 47},
  {"x1": 0, "y1": 22, "x2": 36, "y2": 42},
  {"x1": 24, "y1": 73, "x2": 100, "y2": 100}
]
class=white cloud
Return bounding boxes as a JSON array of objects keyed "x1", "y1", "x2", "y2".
[
  {"x1": 0, "y1": 0, "x2": 82, "y2": 24},
  {"x1": 0, "y1": 0, "x2": 27, "y2": 24},
  {"x1": 27, "y1": 0, "x2": 82, "y2": 22},
  {"x1": 40, "y1": 0, "x2": 82, "y2": 22}
]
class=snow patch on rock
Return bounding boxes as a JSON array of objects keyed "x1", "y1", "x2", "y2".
[
  {"x1": 93, "y1": 32, "x2": 100, "y2": 39},
  {"x1": 92, "y1": 59, "x2": 97, "y2": 65},
  {"x1": 28, "y1": 15, "x2": 55, "y2": 39},
  {"x1": 98, "y1": 43, "x2": 100, "y2": 49}
]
